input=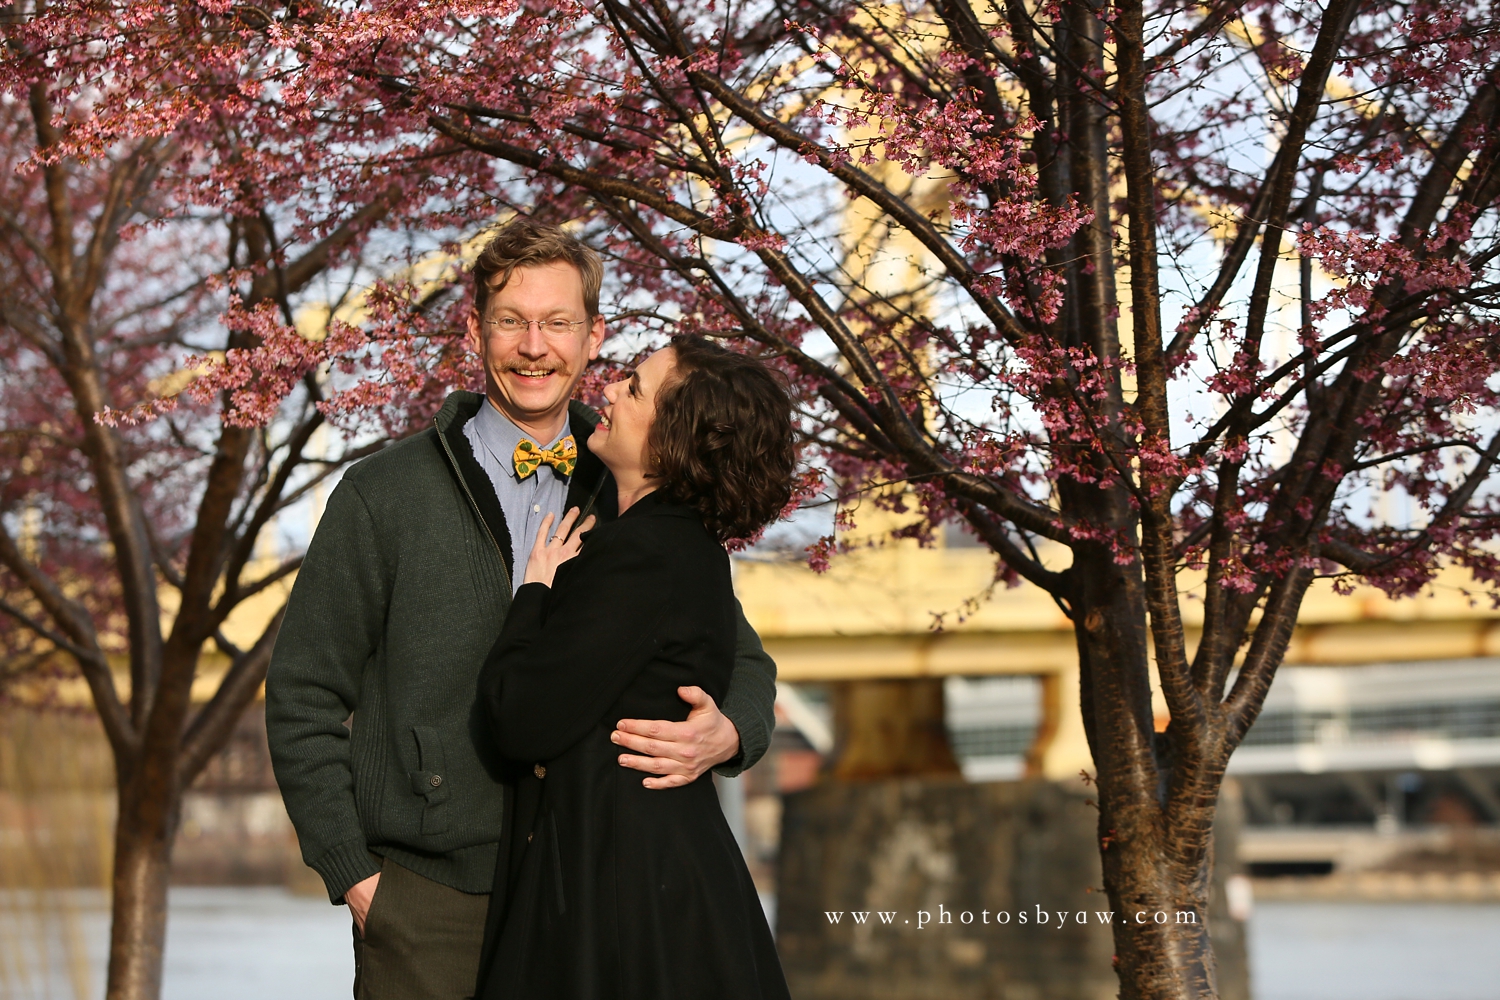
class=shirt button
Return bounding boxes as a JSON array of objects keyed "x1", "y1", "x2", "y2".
[
  {"x1": 533, "y1": 504, "x2": 540, "y2": 513},
  {"x1": 534, "y1": 764, "x2": 547, "y2": 779}
]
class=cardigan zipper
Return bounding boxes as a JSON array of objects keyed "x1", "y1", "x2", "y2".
[
  {"x1": 436, "y1": 428, "x2": 514, "y2": 594},
  {"x1": 575, "y1": 472, "x2": 607, "y2": 525}
]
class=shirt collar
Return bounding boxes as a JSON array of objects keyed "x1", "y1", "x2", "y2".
[{"x1": 471, "y1": 399, "x2": 573, "y2": 482}]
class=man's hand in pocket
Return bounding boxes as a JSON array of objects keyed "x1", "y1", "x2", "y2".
[{"x1": 346, "y1": 872, "x2": 381, "y2": 936}]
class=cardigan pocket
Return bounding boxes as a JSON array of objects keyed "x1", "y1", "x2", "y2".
[{"x1": 407, "y1": 726, "x2": 451, "y2": 836}]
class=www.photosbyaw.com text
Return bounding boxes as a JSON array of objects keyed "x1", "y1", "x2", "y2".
[{"x1": 824, "y1": 905, "x2": 1199, "y2": 929}]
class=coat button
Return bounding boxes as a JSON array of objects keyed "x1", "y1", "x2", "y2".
[
  {"x1": 429, "y1": 774, "x2": 443, "y2": 787},
  {"x1": 533, "y1": 764, "x2": 547, "y2": 779},
  {"x1": 527, "y1": 832, "x2": 534, "y2": 843}
]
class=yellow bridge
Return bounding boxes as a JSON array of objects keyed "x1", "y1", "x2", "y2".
[{"x1": 732, "y1": 534, "x2": 1500, "y2": 780}]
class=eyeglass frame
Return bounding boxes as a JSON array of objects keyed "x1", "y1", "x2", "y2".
[{"x1": 480, "y1": 315, "x2": 593, "y2": 336}]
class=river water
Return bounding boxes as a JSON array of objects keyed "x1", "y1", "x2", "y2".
[{"x1": 8, "y1": 891, "x2": 1499, "y2": 1000}]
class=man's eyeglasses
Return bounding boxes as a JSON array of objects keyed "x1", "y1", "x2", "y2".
[{"x1": 483, "y1": 317, "x2": 590, "y2": 336}]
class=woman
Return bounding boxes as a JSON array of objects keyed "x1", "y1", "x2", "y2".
[{"x1": 475, "y1": 335, "x2": 796, "y2": 1000}]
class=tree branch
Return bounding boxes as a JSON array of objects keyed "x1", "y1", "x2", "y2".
[
  {"x1": 1238, "y1": 0, "x2": 1358, "y2": 365},
  {"x1": 0, "y1": 523, "x2": 135, "y2": 756},
  {"x1": 177, "y1": 605, "x2": 285, "y2": 786},
  {"x1": 1117, "y1": 0, "x2": 1201, "y2": 744}
]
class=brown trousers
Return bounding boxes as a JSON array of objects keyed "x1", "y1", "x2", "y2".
[{"x1": 351, "y1": 857, "x2": 490, "y2": 1000}]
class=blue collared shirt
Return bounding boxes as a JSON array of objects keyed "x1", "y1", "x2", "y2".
[{"x1": 463, "y1": 400, "x2": 573, "y2": 592}]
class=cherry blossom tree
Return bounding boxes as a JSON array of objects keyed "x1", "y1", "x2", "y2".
[
  {"x1": 0, "y1": 15, "x2": 480, "y2": 999},
  {"x1": 9, "y1": 0, "x2": 1500, "y2": 998}
]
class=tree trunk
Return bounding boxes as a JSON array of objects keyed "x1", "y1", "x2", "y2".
[
  {"x1": 829, "y1": 678, "x2": 961, "y2": 780},
  {"x1": 1078, "y1": 590, "x2": 1219, "y2": 999},
  {"x1": 1098, "y1": 818, "x2": 1217, "y2": 1000},
  {"x1": 1055, "y1": 533, "x2": 1217, "y2": 999},
  {"x1": 105, "y1": 775, "x2": 180, "y2": 1000}
]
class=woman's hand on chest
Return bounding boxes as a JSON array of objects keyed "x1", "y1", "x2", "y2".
[{"x1": 523, "y1": 506, "x2": 596, "y2": 588}]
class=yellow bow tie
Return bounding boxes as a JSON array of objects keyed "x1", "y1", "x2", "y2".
[{"x1": 513, "y1": 435, "x2": 577, "y2": 480}]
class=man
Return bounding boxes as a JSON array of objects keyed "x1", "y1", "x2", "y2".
[{"x1": 266, "y1": 218, "x2": 778, "y2": 1000}]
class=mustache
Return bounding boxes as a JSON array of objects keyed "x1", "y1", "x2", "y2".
[{"x1": 499, "y1": 360, "x2": 570, "y2": 375}]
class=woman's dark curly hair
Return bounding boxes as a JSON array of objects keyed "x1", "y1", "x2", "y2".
[{"x1": 648, "y1": 335, "x2": 796, "y2": 543}]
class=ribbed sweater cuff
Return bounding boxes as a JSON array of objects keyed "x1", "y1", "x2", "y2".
[
  {"x1": 714, "y1": 691, "x2": 769, "y2": 779},
  {"x1": 311, "y1": 837, "x2": 382, "y2": 905}
]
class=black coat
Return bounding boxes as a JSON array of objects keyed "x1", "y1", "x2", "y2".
[{"x1": 475, "y1": 490, "x2": 791, "y2": 1000}]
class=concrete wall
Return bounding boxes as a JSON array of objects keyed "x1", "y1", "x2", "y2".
[{"x1": 777, "y1": 778, "x2": 1248, "y2": 1000}]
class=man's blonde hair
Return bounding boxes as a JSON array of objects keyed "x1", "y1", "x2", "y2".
[{"x1": 470, "y1": 217, "x2": 604, "y2": 317}]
